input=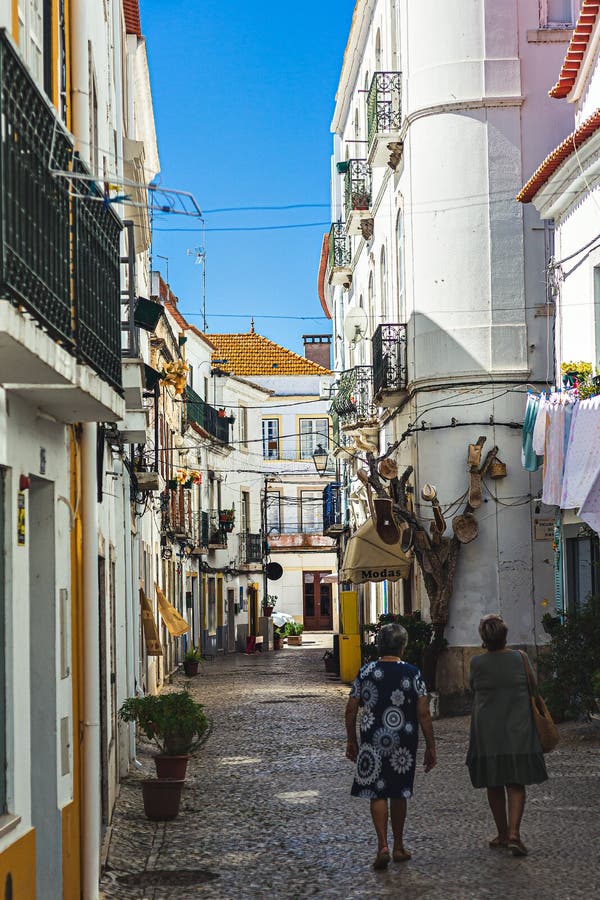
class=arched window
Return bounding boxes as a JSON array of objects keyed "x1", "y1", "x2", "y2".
[
  {"x1": 380, "y1": 246, "x2": 387, "y2": 319},
  {"x1": 396, "y1": 211, "x2": 405, "y2": 321}
]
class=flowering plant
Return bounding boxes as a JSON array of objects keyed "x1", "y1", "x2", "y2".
[
  {"x1": 190, "y1": 470, "x2": 203, "y2": 485},
  {"x1": 175, "y1": 468, "x2": 188, "y2": 485}
]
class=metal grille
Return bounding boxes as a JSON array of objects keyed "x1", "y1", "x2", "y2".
[
  {"x1": 185, "y1": 386, "x2": 230, "y2": 443},
  {"x1": 0, "y1": 30, "x2": 73, "y2": 346},
  {"x1": 328, "y1": 223, "x2": 350, "y2": 269},
  {"x1": 344, "y1": 160, "x2": 372, "y2": 222},
  {"x1": 367, "y1": 72, "x2": 402, "y2": 149},
  {"x1": 372, "y1": 323, "x2": 408, "y2": 396},
  {"x1": 330, "y1": 366, "x2": 375, "y2": 428},
  {"x1": 239, "y1": 532, "x2": 262, "y2": 564},
  {"x1": 74, "y1": 158, "x2": 123, "y2": 392}
]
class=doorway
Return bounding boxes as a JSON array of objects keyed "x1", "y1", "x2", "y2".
[
  {"x1": 227, "y1": 588, "x2": 235, "y2": 652},
  {"x1": 29, "y1": 477, "x2": 62, "y2": 892},
  {"x1": 248, "y1": 584, "x2": 258, "y2": 635},
  {"x1": 303, "y1": 572, "x2": 333, "y2": 630}
]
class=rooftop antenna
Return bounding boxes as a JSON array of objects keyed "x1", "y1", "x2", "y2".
[{"x1": 187, "y1": 233, "x2": 207, "y2": 332}]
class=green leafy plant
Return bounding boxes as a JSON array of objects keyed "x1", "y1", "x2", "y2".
[
  {"x1": 184, "y1": 646, "x2": 202, "y2": 663},
  {"x1": 263, "y1": 594, "x2": 278, "y2": 609},
  {"x1": 539, "y1": 598, "x2": 600, "y2": 719},
  {"x1": 283, "y1": 621, "x2": 304, "y2": 637},
  {"x1": 560, "y1": 360, "x2": 593, "y2": 378},
  {"x1": 119, "y1": 690, "x2": 208, "y2": 755},
  {"x1": 362, "y1": 612, "x2": 446, "y2": 669}
]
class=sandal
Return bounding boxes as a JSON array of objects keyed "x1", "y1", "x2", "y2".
[
  {"x1": 488, "y1": 837, "x2": 509, "y2": 849},
  {"x1": 373, "y1": 848, "x2": 391, "y2": 870},
  {"x1": 507, "y1": 837, "x2": 528, "y2": 857},
  {"x1": 392, "y1": 848, "x2": 412, "y2": 862}
]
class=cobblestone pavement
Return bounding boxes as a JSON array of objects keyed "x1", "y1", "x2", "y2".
[{"x1": 101, "y1": 637, "x2": 600, "y2": 899}]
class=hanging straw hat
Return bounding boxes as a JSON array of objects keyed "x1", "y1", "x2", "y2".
[
  {"x1": 452, "y1": 513, "x2": 478, "y2": 544},
  {"x1": 378, "y1": 458, "x2": 398, "y2": 481},
  {"x1": 421, "y1": 483, "x2": 437, "y2": 502}
]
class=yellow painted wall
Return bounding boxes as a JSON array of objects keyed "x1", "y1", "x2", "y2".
[{"x1": 0, "y1": 829, "x2": 36, "y2": 899}]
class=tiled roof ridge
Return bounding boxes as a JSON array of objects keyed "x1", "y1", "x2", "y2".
[
  {"x1": 517, "y1": 106, "x2": 600, "y2": 203},
  {"x1": 205, "y1": 330, "x2": 332, "y2": 375},
  {"x1": 549, "y1": 0, "x2": 600, "y2": 99}
]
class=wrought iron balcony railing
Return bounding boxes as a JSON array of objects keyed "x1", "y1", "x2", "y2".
[
  {"x1": 185, "y1": 387, "x2": 230, "y2": 443},
  {"x1": 239, "y1": 532, "x2": 263, "y2": 564},
  {"x1": 209, "y1": 509, "x2": 228, "y2": 547},
  {"x1": 191, "y1": 511, "x2": 210, "y2": 551},
  {"x1": 344, "y1": 160, "x2": 372, "y2": 222},
  {"x1": 367, "y1": 72, "x2": 402, "y2": 150},
  {"x1": 328, "y1": 223, "x2": 351, "y2": 269},
  {"x1": 372, "y1": 323, "x2": 408, "y2": 400},
  {"x1": 0, "y1": 30, "x2": 123, "y2": 392},
  {"x1": 330, "y1": 366, "x2": 375, "y2": 429},
  {"x1": 323, "y1": 483, "x2": 345, "y2": 536}
]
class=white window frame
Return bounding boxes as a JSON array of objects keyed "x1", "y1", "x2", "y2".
[
  {"x1": 299, "y1": 418, "x2": 329, "y2": 460},
  {"x1": 18, "y1": 0, "x2": 44, "y2": 86},
  {"x1": 262, "y1": 418, "x2": 280, "y2": 459},
  {"x1": 541, "y1": 0, "x2": 577, "y2": 27},
  {"x1": 266, "y1": 489, "x2": 282, "y2": 534},
  {"x1": 239, "y1": 406, "x2": 248, "y2": 448},
  {"x1": 300, "y1": 490, "x2": 324, "y2": 534}
]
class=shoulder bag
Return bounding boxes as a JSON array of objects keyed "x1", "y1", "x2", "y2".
[{"x1": 518, "y1": 650, "x2": 560, "y2": 753}]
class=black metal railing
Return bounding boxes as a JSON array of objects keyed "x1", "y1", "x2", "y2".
[
  {"x1": 367, "y1": 72, "x2": 402, "y2": 149},
  {"x1": 209, "y1": 509, "x2": 227, "y2": 546},
  {"x1": 74, "y1": 157, "x2": 123, "y2": 392},
  {"x1": 239, "y1": 532, "x2": 262, "y2": 564},
  {"x1": 372, "y1": 323, "x2": 408, "y2": 396},
  {"x1": 330, "y1": 366, "x2": 375, "y2": 428},
  {"x1": 344, "y1": 160, "x2": 372, "y2": 222},
  {"x1": 323, "y1": 483, "x2": 344, "y2": 535},
  {"x1": 328, "y1": 223, "x2": 351, "y2": 270},
  {"x1": 185, "y1": 387, "x2": 230, "y2": 443},
  {"x1": 0, "y1": 30, "x2": 123, "y2": 392},
  {"x1": 191, "y1": 511, "x2": 210, "y2": 550},
  {"x1": 0, "y1": 29, "x2": 73, "y2": 348}
]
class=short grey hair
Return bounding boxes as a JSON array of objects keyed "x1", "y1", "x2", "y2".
[
  {"x1": 479, "y1": 614, "x2": 508, "y2": 651},
  {"x1": 377, "y1": 623, "x2": 408, "y2": 656}
]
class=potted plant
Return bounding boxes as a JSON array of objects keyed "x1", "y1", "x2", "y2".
[
  {"x1": 119, "y1": 690, "x2": 208, "y2": 782},
  {"x1": 262, "y1": 594, "x2": 277, "y2": 617},
  {"x1": 167, "y1": 478, "x2": 178, "y2": 491},
  {"x1": 273, "y1": 627, "x2": 285, "y2": 651},
  {"x1": 284, "y1": 621, "x2": 304, "y2": 646},
  {"x1": 183, "y1": 646, "x2": 202, "y2": 676}
]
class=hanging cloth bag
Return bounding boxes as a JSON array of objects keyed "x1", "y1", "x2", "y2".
[{"x1": 518, "y1": 650, "x2": 560, "y2": 753}]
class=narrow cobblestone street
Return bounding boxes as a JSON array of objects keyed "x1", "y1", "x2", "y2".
[{"x1": 100, "y1": 640, "x2": 600, "y2": 900}]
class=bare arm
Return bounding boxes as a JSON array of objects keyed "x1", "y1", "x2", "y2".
[
  {"x1": 417, "y1": 695, "x2": 437, "y2": 772},
  {"x1": 345, "y1": 697, "x2": 360, "y2": 761}
]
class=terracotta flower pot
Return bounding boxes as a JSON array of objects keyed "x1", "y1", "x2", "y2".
[
  {"x1": 154, "y1": 755, "x2": 190, "y2": 780},
  {"x1": 262, "y1": 606, "x2": 273, "y2": 617},
  {"x1": 141, "y1": 779, "x2": 184, "y2": 820},
  {"x1": 183, "y1": 660, "x2": 199, "y2": 676},
  {"x1": 287, "y1": 635, "x2": 302, "y2": 646},
  {"x1": 274, "y1": 637, "x2": 284, "y2": 650}
]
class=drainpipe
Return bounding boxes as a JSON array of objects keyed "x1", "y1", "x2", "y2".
[{"x1": 70, "y1": 1, "x2": 101, "y2": 897}]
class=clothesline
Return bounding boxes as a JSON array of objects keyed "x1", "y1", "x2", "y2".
[{"x1": 522, "y1": 390, "x2": 600, "y2": 532}]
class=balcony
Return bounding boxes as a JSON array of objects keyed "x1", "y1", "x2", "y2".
[
  {"x1": 190, "y1": 511, "x2": 209, "y2": 555},
  {"x1": 0, "y1": 30, "x2": 124, "y2": 422},
  {"x1": 330, "y1": 366, "x2": 376, "y2": 430},
  {"x1": 372, "y1": 323, "x2": 408, "y2": 407},
  {"x1": 185, "y1": 387, "x2": 230, "y2": 443},
  {"x1": 367, "y1": 72, "x2": 403, "y2": 169},
  {"x1": 327, "y1": 223, "x2": 352, "y2": 287},
  {"x1": 239, "y1": 532, "x2": 263, "y2": 564},
  {"x1": 209, "y1": 510, "x2": 227, "y2": 549},
  {"x1": 343, "y1": 160, "x2": 373, "y2": 239},
  {"x1": 323, "y1": 483, "x2": 345, "y2": 536}
]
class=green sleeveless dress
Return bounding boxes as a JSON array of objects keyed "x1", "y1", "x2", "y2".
[{"x1": 466, "y1": 649, "x2": 548, "y2": 788}]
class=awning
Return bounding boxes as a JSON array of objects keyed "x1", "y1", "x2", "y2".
[
  {"x1": 155, "y1": 582, "x2": 190, "y2": 637},
  {"x1": 340, "y1": 519, "x2": 411, "y2": 584},
  {"x1": 140, "y1": 588, "x2": 163, "y2": 656},
  {"x1": 322, "y1": 573, "x2": 338, "y2": 584}
]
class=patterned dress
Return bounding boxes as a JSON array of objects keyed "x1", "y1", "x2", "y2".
[{"x1": 350, "y1": 659, "x2": 428, "y2": 799}]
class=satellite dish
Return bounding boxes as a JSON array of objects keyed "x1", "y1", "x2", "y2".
[
  {"x1": 343, "y1": 307, "x2": 369, "y2": 345},
  {"x1": 266, "y1": 561, "x2": 283, "y2": 581}
]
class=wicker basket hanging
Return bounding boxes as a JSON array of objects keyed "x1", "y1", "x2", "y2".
[{"x1": 489, "y1": 457, "x2": 507, "y2": 480}]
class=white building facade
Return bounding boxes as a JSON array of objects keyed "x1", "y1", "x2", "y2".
[{"x1": 322, "y1": 0, "x2": 577, "y2": 707}]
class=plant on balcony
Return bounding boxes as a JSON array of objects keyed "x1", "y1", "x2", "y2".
[
  {"x1": 160, "y1": 360, "x2": 189, "y2": 395},
  {"x1": 167, "y1": 479, "x2": 178, "y2": 491},
  {"x1": 219, "y1": 509, "x2": 235, "y2": 533},
  {"x1": 175, "y1": 468, "x2": 188, "y2": 486},
  {"x1": 351, "y1": 191, "x2": 370, "y2": 210}
]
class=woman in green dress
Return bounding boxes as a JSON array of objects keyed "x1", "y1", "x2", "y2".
[{"x1": 467, "y1": 614, "x2": 547, "y2": 857}]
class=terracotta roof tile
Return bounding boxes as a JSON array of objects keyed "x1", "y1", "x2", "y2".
[
  {"x1": 123, "y1": 0, "x2": 142, "y2": 37},
  {"x1": 205, "y1": 328, "x2": 332, "y2": 376},
  {"x1": 549, "y1": 1, "x2": 600, "y2": 98},
  {"x1": 517, "y1": 106, "x2": 600, "y2": 202}
]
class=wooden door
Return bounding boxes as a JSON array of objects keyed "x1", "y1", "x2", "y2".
[{"x1": 303, "y1": 572, "x2": 333, "y2": 630}]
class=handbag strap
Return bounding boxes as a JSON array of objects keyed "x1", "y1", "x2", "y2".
[{"x1": 518, "y1": 650, "x2": 538, "y2": 698}]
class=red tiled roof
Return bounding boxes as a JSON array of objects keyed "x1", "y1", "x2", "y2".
[
  {"x1": 123, "y1": 0, "x2": 142, "y2": 37},
  {"x1": 517, "y1": 106, "x2": 600, "y2": 202},
  {"x1": 549, "y1": 0, "x2": 600, "y2": 99},
  {"x1": 317, "y1": 233, "x2": 332, "y2": 320},
  {"x1": 205, "y1": 329, "x2": 331, "y2": 376}
]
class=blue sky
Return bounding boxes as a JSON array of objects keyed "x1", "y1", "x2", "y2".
[{"x1": 141, "y1": 0, "x2": 355, "y2": 355}]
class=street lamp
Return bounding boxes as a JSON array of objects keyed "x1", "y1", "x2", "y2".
[{"x1": 312, "y1": 444, "x2": 329, "y2": 476}]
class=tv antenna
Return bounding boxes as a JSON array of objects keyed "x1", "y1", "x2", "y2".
[
  {"x1": 187, "y1": 238, "x2": 207, "y2": 332},
  {"x1": 343, "y1": 307, "x2": 369, "y2": 345}
]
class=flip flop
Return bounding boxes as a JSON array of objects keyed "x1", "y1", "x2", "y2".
[
  {"x1": 393, "y1": 848, "x2": 412, "y2": 862},
  {"x1": 488, "y1": 837, "x2": 508, "y2": 849},
  {"x1": 507, "y1": 838, "x2": 528, "y2": 857},
  {"x1": 373, "y1": 848, "x2": 391, "y2": 870}
]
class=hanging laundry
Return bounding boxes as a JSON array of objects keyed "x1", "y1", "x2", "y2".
[
  {"x1": 522, "y1": 394, "x2": 543, "y2": 472},
  {"x1": 561, "y1": 395, "x2": 600, "y2": 510},
  {"x1": 531, "y1": 393, "x2": 548, "y2": 456},
  {"x1": 542, "y1": 400, "x2": 568, "y2": 507}
]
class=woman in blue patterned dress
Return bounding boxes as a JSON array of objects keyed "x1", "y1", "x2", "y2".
[{"x1": 345, "y1": 623, "x2": 437, "y2": 870}]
